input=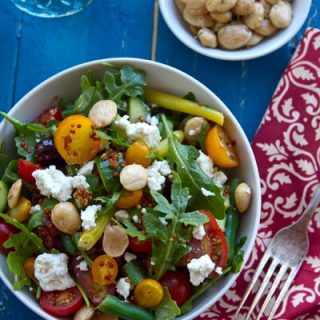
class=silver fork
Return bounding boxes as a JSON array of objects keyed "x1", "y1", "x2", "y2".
[{"x1": 234, "y1": 185, "x2": 320, "y2": 320}]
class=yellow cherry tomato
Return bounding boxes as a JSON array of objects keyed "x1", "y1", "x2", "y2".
[
  {"x1": 125, "y1": 141, "x2": 151, "y2": 168},
  {"x1": 205, "y1": 125, "x2": 239, "y2": 168},
  {"x1": 133, "y1": 279, "x2": 164, "y2": 308},
  {"x1": 116, "y1": 190, "x2": 143, "y2": 209},
  {"x1": 54, "y1": 115, "x2": 101, "y2": 164},
  {"x1": 91, "y1": 255, "x2": 118, "y2": 286},
  {"x1": 23, "y1": 257, "x2": 37, "y2": 283},
  {"x1": 8, "y1": 196, "x2": 31, "y2": 222}
]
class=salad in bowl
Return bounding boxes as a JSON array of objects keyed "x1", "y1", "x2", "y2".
[{"x1": 0, "y1": 59, "x2": 260, "y2": 320}]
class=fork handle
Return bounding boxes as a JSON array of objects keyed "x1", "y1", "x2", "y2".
[{"x1": 294, "y1": 184, "x2": 320, "y2": 230}]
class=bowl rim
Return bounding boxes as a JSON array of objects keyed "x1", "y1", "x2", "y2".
[
  {"x1": 158, "y1": 0, "x2": 312, "y2": 61},
  {"x1": 0, "y1": 57, "x2": 261, "y2": 320}
]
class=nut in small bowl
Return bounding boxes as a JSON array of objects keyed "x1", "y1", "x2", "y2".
[{"x1": 159, "y1": 0, "x2": 311, "y2": 60}]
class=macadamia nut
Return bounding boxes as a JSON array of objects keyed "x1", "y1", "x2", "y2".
[
  {"x1": 218, "y1": 24, "x2": 252, "y2": 49},
  {"x1": 232, "y1": 0, "x2": 255, "y2": 16},
  {"x1": 254, "y1": 18, "x2": 277, "y2": 36},
  {"x1": 206, "y1": 0, "x2": 237, "y2": 13},
  {"x1": 197, "y1": 28, "x2": 217, "y2": 48},
  {"x1": 269, "y1": 1, "x2": 292, "y2": 29},
  {"x1": 183, "y1": 8, "x2": 214, "y2": 27},
  {"x1": 89, "y1": 100, "x2": 117, "y2": 128},
  {"x1": 120, "y1": 164, "x2": 148, "y2": 191},
  {"x1": 243, "y1": 2, "x2": 265, "y2": 30}
]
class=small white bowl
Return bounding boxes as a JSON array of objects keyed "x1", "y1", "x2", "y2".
[
  {"x1": 0, "y1": 58, "x2": 261, "y2": 320},
  {"x1": 159, "y1": 0, "x2": 311, "y2": 61}
]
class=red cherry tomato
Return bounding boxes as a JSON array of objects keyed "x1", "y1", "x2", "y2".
[
  {"x1": 39, "y1": 287, "x2": 83, "y2": 317},
  {"x1": 17, "y1": 159, "x2": 42, "y2": 184},
  {"x1": 0, "y1": 219, "x2": 18, "y2": 254},
  {"x1": 201, "y1": 210, "x2": 228, "y2": 268},
  {"x1": 36, "y1": 106, "x2": 62, "y2": 126},
  {"x1": 182, "y1": 210, "x2": 228, "y2": 270},
  {"x1": 129, "y1": 237, "x2": 152, "y2": 253},
  {"x1": 161, "y1": 270, "x2": 192, "y2": 306}
]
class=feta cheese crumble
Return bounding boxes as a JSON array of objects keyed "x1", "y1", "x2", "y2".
[
  {"x1": 147, "y1": 160, "x2": 172, "y2": 191},
  {"x1": 196, "y1": 151, "x2": 227, "y2": 187},
  {"x1": 215, "y1": 266, "x2": 223, "y2": 275},
  {"x1": 124, "y1": 252, "x2": 137, "y2": 263},
  {"x1": 77, "y1": 261, "x2": 88, "y2": 272},
  {"x1": 32, "y1": 165, "x2": 89, "y2": 202},
  {"x1": 115, "y1": 115, "x2": 161, "y2": 148},
  {"x1": 77, "y1": 160, "x2": 95, "y2": 176},
  {"x1": 132, "y1": 215, "x2": 139, "y2": 223},
  {"x1": 201, "y1": 187, "x2": 215, "y2": 197},
  {"x1": 187, "y1": 254, "x2": 215, "y2": 286},
  {"x1": 34, "y1": 253, "x2": 75, "y2": 292},
  {"x1": 159, "y1": 217, "x2": 168, "y2": 226},
  {"x1": 30, "y1": 204, "x2": 41, "y2": 214},
  {"x1": 80, "y1": 205, "x2": 102, "y2": 231},
  {"x1": 116, "y1": 277, "x2": 131, "y2": 300},
  {"x1": 193, "y1": 225, "x2": 206, "y2": 240}
]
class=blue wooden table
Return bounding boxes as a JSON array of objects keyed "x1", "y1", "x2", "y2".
[{"x1": 0, "y1": 0, "x2": 320, "y2": 319}]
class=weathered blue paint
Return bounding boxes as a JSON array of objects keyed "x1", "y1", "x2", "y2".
[{"x1": 0, "y1": 0, "x2": 319, "y2": 319}]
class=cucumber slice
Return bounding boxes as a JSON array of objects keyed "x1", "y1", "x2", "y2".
[
  {"x1": 0, "y1": 180, "x2": 8, "y2": 212},
  {"x1": 128, "y1": 97, "x2": 148, "y2": 122}
]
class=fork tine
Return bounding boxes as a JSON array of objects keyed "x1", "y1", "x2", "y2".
[
  {"x1": 234, "y1": 251, "x2": 271, "y2": 320},
  {"x1": 243, "y1": 258, "x2": 278, "y2": 320},
  {"x1": 255, "y1": 264, "x2": 288, "y2": 320},
  {"x1": 267, "y1": 267, "x2": 297, "y2": 320}
]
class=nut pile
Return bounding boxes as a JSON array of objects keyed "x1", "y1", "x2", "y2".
[{"x1": 175, "y1": 0, "x2": 293, "y2": 50}]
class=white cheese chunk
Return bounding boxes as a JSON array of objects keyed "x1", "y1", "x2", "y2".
[
  {"x1": 187, "y1": 254, "x2": 215, "y2": 286},
  {"x1": 116, "y1": 277, "x2": 131, "y2": 300},
  {"x1": 30, "y1": 204, "x2": 41, "y2": 214},
  {"x1": 193, "y1": 225, "x2": 206, "y2": 240},
  {"x1": 124, "y1": 252, "x2": 137, "y2": 263},
  {"x1": 115, "y1": 115, "x2": 161, "y2": 148},
  {"x1": 201, "y1": 187, "x2": 215, "y2": 197},
  {"x1": 147, "y1": 160, "x2": 171, "y2": 191},
  {"x1": 78, "y1": 160, "x2": 95, "y2": 176},
  {"x1": 80, "y1": 205, "x2": 102, "y2": 231},
  {"x1": 34, "y1": 253, "x2": 75, "y2": 292},
  {"x1": 159, "y1": 217, "x2": 168, "y2": 226},
  {"x1": 32, "y1": 165, "x2": 89, "y2": 202}
]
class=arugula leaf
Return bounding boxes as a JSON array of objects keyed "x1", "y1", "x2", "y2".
[
  {"x1": 2, "y1": 160, "x2": 18, "y2": 183},
  {"x1": 104, "y1": 64, "x2": 145, "y2": 102},
  {"x1": 161, "y1": 114, "x2": 225, "y2": 219},
  {"x1": 231, "y1": 236, "x2": 246, "y2": 273},
  {"x1": 40, "y1": 198, "x2": 59, "y2": 210},
  {"x1": 0, "y1": 112, "x2": 53, "y2": 160},
  {"x1": 0, "y1": 152, "x2": 10, "y2": 177},
  {"x1": 143, "y1": 172, "x2": 208, "y2": 280},
  {"x1": 154, "y1": 288, "x2": 181, "y2": 320},
  {"x1": 0, "y1": 213, "x2": 46, "y2": 252},
  {"x1": 95, "y1": 128, "x2": 130, "y2": 148},
  {"x1": 120, "y1": 218, "x2": 148, "y2": 241},
  {"x1": 5, "y1": 233, "x2": 39, "y2": 290},
  {"x1": 27, "y1": 210, "x2": 44, "y2": 231},
  {"x1": 96, "y1": 153, "x2": 124, "y2": 193}
]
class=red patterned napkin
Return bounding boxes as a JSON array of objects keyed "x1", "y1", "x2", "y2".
[{"x1": 199, "y1": 28, "x2": 320, "y2": 320}]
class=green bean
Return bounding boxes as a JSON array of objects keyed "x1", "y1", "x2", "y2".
[
  {"x1": 98, "y1": 295, "x2": 155, "y2": 320},
  {"x1": 225, "y1": 179, "x2": 240, "y2": 263}
]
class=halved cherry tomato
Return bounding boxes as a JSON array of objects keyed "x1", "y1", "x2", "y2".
[
  {"x1": 36, "y1": 106, "x2": 62, "y2": 126},
  {"x1": 125, "y1": 141, "x2": 151, "y2": 168},
  {"x1": 161, "y1": 270, "x2": 192, "y2": 306},
  {"x1": 129, "y1": 237, "x2": 152, "y2": 253},
  {"x1": 0, "y1": 219, "x2": 18, "y2": 254},
  {"x1": 133, "y1": 279, "x2": 164, "y2": 308},
  {"x1": 201, "y1": 210, "x2": 228, "y2": 268},
  {"x1": 8, "y1": 196, "x2": 31, "y2": 222},
  {"x1": 54, "y1": 115, "x2": 101, "y2": 164},
  {"x1": 39, "y1": 287, "x2": 83, "y2": 317},
  {"x1": 23, "y1": 256, "x2": 37, "y2": 283},
  {"x1": 91, "y1": 255, "x2": 118, "y2": 285},
  {"x1": 71, "y1": 256, "x2": 115, "y2": 306},
  {"x1": 205, "y1": 125, "x2": 239, "y2": 168},
  {"x1": 116, "y1": 190, "x2": 143, "y2": 209},
  {"x1": 17, "y1": 159, "x2": 42, "y2": 184},
  {"x1": 182, "y1": 210, "x2": 228, "y2": 270}
]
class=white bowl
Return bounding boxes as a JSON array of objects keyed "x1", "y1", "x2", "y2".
[
  {"x1": 0, "y1": 58, "x2": 261, "y2": 319},
  {"x1": 159, "y1": 0, "x2": 311, "y2": 61}
]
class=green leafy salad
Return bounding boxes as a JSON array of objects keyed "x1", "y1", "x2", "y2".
[{"x1": 0, "y1": 63, "x2": 251, "y2": 320}]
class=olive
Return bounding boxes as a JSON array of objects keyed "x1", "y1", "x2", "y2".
[{"x1": 35, "y1": 139, "x2": 65, "y2": 166}]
